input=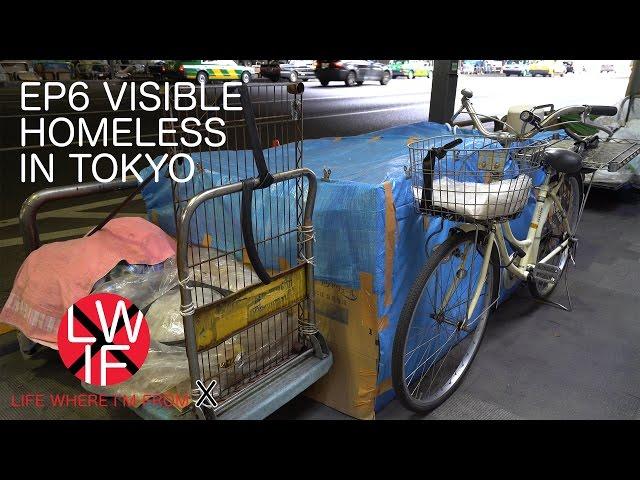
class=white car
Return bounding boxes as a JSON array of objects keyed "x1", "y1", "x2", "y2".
[
  {"x1": 486, "y1": 60, "x2": 503, "y2": 73},
  {"x1": 503, "y1": 61, "x2": 529, "y2": 77}
]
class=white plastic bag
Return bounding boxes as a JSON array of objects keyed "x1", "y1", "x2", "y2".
[
  {"x1": 187, "y1": 246, "x2": 260, "y2": 292},
  {"x1": 91, "y1": 257, "x2": 179, "y2": 310},
  {"x1": 425, "y1": 174, "x2": 532, "y2": 219},
  {"x1": 146, "y1": 287, "x2": 222, "y2": 343}
]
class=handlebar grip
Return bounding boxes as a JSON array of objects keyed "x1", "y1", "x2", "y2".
[
  {"x1": 442, "y1": 138, "x2": 463, "y2": 150},
  {"x1": 589, "y1": 105, "x2": 618, "y2": 117}
]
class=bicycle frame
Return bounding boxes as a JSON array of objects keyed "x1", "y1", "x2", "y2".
[{"x1": 456, "y1": 170, "x2": 572, "y2": 323}]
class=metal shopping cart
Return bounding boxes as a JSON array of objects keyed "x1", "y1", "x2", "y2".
[{"x1": 169, "y1": 82, "x2": 332, "y2": 419}]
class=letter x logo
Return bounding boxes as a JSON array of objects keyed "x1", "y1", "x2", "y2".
[{"x1": 195, "y1": 379, "x2": 218, "y2": 409}]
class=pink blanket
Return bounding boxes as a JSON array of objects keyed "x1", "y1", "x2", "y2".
[{"x1": 0, "y1": 217, "x2": 176, "y2": 348}]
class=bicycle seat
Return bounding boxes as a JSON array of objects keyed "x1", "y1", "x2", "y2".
[{"x1": 538, "y1": 148, "x2": 582, "y2": 174}]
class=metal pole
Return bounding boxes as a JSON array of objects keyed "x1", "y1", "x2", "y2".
[
  {"x1": 626, "y1": 60, "x2": 640, "y2": 97},
  {"x1": 19, "y1": 179, "x2": 139, "y2": 255},
  {"x1": 428, "y1": 60, "x2": 460, "y2": 124}
]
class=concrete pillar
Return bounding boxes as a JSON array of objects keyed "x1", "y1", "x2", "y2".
[
  {"x1": 626, "y1": 60, "x2": 640, "y2": 97},
  {"x1": 428, "y1": 60, "x2": 460, "y2": 124}
]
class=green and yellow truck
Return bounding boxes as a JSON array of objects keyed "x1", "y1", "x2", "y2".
[
  {"x1": 162, "y1": 60, "x2": 253, "y2": 84},
  {"x1": 388, "y1": 60, "x2": 432, "y2": 79}
]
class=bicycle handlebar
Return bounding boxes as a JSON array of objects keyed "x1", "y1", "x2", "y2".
[
  {"x1": 459, "y1": 90, "x2": 617, "y2": 141},
  {"x1": 588, "y1": 105, "x2": 618, "y2": 117}
]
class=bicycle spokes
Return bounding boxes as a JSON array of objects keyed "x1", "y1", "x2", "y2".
[{"x1": 403, "y1": 238, "x2": 490, "y2": 400}]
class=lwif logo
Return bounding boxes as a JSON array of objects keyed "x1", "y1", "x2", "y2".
[{"x1": 57, "y1": 293, "x2": 150, "y2": 386}]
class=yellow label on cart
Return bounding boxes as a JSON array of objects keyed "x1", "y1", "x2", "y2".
[{"x1": 194, "y1": 265, "x2": 307, "y2": 351}]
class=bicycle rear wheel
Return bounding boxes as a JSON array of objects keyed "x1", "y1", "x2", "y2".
[
  {"x1": 528, "y1": 172, "x2": 583, "y2": 299},
  {"x1": 392, "y1": 229, "x2": 499, "y2": 414}
]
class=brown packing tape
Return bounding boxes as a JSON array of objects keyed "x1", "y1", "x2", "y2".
[
  {"x1": 375, "y1": 376, "x2": 393, "y2": 397},
  {"x1": 354, "y1": 368, "x2": 379, "y2": 407},
  {"x1": 202, "y1": 233, "x2": 213, "y2": 248},
  {"x1": 150, "y1": 210, "x2": 160, "y2": 226},
  {"x1": 383, "y1": 182, "x2": 396, "y2": 307},
  {"x1": 423, "y1": 215, "x2": 430, "y2": 231},
  {"x1": 278, "y1": 257, "x2": 290, "y2": 271},
  {"x1": 305, "y1": 272, "x2": 380, "y2": 419},
  {"x1": 377, "y1": 316, "x2": 389, "y2": 332}
]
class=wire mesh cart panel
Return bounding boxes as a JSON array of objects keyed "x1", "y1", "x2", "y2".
[{"x1": 169, "y1": 83, "x2": 332, "y2": 419}]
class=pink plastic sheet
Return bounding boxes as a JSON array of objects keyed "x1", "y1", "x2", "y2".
[{"x1": 0, "y1": 217, "x2": 176, "y2": 348}]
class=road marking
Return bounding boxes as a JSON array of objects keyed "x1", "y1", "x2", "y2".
[
  {"x1": 0, "y1": 195, "x2": 142, "y2": 228},
  {"x1": 305, "y1": 104, "x2": 421, "y2": 120},
  {"x1": 0, "y1": 109, "x2": 137, "y2": 119},
  {"x1": 0, "y1": 226, "x2": 93, "y2": 248},
  {"x1": 0, "y1": 93, "x2": 429, "y2": 115},
  {"x1": 0, "y1": 214, "x2": 147, "y2": 248},
  {"x1": 305, "y1": 92, "x2": 429, "y2": 102},
  {"x1": 0, "y1": 189, "x2": 145, "y2": 249},
  {"x1": 0, "y1": 132, "x2": 160, "y2": 152}
]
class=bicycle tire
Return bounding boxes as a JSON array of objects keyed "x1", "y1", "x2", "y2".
[
  {"x1": 392, "y1": 229, "x2": 499, "y2": 414},
  {"x1": 528, "y1": 172, "x2": 583, "y2": 299}
]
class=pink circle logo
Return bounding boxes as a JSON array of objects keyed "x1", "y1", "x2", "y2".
[{"x1": 57, "y1": 293, "x2": 150, "y2": 386}]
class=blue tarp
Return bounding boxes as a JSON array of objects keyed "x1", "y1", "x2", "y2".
[{"x1": 140, "y1": 121, "x2": 563, "y2": 413}]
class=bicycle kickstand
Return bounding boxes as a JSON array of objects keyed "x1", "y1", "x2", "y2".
[{"x1": 533, "y1": 245, "x2": 576, "y2": 312}]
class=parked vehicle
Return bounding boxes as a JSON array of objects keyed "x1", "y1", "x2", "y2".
[
  {"x1": 260, "y1": 60, "x2": 315, "y2": 82},
  {"x1": 388, "y1": 60, "x2": 432, "y2": 79},
  {"x1": 459, "y1": 60, "x2": 478, "y2": 74},
  {"x1": 147, "y1": 60, "x2": 167, "y2": 80},
  {"x1": 114, "y1": 60, "x2": 151, "y2": 79},
  {"x1": 503, "y1": 61, "x2": 529, "y2": 76},
  {"x1": 485, "y1": 60, "x2": 503, "y2": 73},
  {"x1": 33, "y1": 60, "x2": 74, "y2": 81},
  {"x1": 163, "y1": 60, "x2": 253, "y2": 84},
  {"x1": 315, "y1": 60, "x2": 391, "y2": 87},
  {"x1": 76, "y1": 61, "x2": 111, "y2": 80},
  {"x1": 529, "y1": 60, "x2": 565, "y2": 77},
  {"x1": 601, "y1": 64, "x2": 615, "y2": 74},
  {"x1": 0, "y1": 60, "x2": 41, "y2": 81},
  {"x1": 460, "y1": 60, "x2": 494, "y2": 75}
]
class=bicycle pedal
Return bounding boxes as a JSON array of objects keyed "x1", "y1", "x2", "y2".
[{"x1": 531, "y1": 262, "x2": 562, "y2": 285}]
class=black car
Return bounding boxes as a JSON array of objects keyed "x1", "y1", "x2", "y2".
[
  {"x1": 147, "y1": 61, "x2": 167, "y2": 81},
  {"x1": 261, "y1": 60, "x2": 315, "y2": 82},
  {"x1": 76, "y1": 62, "x2": 112, "y2": 80},
  {"x1": 314, "y1": 60, "x2": 391, "y2": 87}
]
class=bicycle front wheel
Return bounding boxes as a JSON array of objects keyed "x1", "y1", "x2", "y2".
[{"x1": 392, "y1": 229, "x2": 499, "y2": 414}]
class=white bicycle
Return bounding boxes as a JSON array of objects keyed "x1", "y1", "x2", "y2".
[{"x1": 391, "y1": 89, "x2": 635, "y2": 413}]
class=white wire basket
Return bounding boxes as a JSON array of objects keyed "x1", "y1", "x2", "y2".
[{"x1": 408, "y1": 135, "x2": 550, "y2": 224}]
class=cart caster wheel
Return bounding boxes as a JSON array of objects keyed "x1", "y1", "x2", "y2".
[
  {"x1": 292, "y1": 341, "x2": 305, "y2": 354},
  {"x1": 202, "y1": 407, "x2": 216, "y2": 420}
]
